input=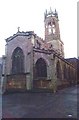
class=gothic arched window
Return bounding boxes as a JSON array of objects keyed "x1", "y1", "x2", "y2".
[
  {"x1": 63, "y1": 64, "x2": 67, "y2": 79},
  {"x1": 68, "y1": 67, "x2": 70, "y2": 80},
  {"x1": 56, "y1": 61, "x2": 62, "y2": 79},
  {"x1": 52, "y1": 21, "x2": 56, "y2": 34},
  {"x1": 35, "y1": 58, "x2": 47, "y2": 79},
  {"x1": 12, "y1": 47, "x2": 24, "y2": 74},
  {"x1": 48, "y1": 22, "x2": 52, "y2": 34}
]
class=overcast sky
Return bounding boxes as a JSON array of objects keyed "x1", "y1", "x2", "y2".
[{"x1": 0, "y1": 0, "x2": 77, "y2": 58}]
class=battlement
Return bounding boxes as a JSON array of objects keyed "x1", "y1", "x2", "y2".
[{"x1": 44, "y1": 8, "x2": 58, "y2": 20}]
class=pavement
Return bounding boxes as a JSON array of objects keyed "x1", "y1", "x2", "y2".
[{"x1": 2, "y1": 85, "x2": 78, "y2": 119}]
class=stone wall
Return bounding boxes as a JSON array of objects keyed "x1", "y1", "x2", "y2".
[
  {"x1": 5, "y1": 35, "x2": 33, "y2": 75},
  {"x1": 6, "y1": 74, "x2": 26, "y2": 89},
  {"x1": 33, "y1": 49, "x2": 76, "y2": 90}
]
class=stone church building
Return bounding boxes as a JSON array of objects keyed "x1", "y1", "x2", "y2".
[{"x1": 1, "y1": 9, "x2": 77, "y2": 92}]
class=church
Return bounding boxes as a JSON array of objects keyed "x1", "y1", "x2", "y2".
[{"x1": 1, "y1": 9, "x2": 77, "y2": 93}]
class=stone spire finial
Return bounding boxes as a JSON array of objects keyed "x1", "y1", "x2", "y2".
[
  {"x1": 46, "y1": 9, "x2": 47, "y2": 14},
  {"x1": 44, "y1": 9, "x2": 47, "y2": 20},
  {"x1": 55, "y1": 9, "x2": 57, "y2": 13},
  {"x1": 54, "y1": 9, "x2": 58, "y2": 19},
  {"x1": 50, "y1": 7, "x2": 52, "y2": 13}
]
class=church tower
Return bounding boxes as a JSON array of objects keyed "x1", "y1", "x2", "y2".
[{"x1": 44, "y1": 8, "x2": 64, "y2": 57}]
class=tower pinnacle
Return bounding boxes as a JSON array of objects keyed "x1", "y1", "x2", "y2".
[{"x1": 44, "y1": 8, "x2": 58, "y2": 20}]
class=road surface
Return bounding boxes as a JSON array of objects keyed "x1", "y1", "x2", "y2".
[{"x1": 2, "y1": 85, "x2": 78, "y2": 119}]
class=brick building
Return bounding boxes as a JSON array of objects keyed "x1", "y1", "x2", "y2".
[{"x1": 1, "y1": 9, "x2": 77, "y2": 93}]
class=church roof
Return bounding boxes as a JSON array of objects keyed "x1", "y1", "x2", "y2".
[{"x1": 5, "y1": 31, "x2": 35, "y2": 42}]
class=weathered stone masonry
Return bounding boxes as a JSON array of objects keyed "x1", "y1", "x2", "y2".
[{"x1": 1, "y1": 9, "x2": 77, "y2": 92}]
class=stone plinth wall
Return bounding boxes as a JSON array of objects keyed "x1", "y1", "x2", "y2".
[
  {"x1": 33, "y1": 79, "x2": 51, "y2": 88},
  {"x1": 6, "y1": 74, "x2": 26, "y2": 89}
]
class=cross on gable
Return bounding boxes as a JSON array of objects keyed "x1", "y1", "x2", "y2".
[{"x1": 17, "y1": 27, "x2": 20, "y2": 32}]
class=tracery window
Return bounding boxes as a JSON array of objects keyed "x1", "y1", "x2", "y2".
[
  {"x1": 56, "y1": 61, "x2": 62, "y2": 79},
  {"x1": 35, "y1": 58, "x2": 47, "y2": 79},
  {"x1": 48, "y1": 21, "x2": 56, "y2": 34},
  {"x1": 52, "y1": 22, "x2": 56, "y2": 34},
  {"x1": 12, "y1": 47, "x2": 24, "y2": 74},
  {"x1": 63, "y1": 64, "x2": 67, "y2": 79},
  {"x1": 48, "y1": 22, "x2": 52, "y2": 34},
  {"x1": 68, "y1": 67, "x2": 70, "y2": 80}
]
